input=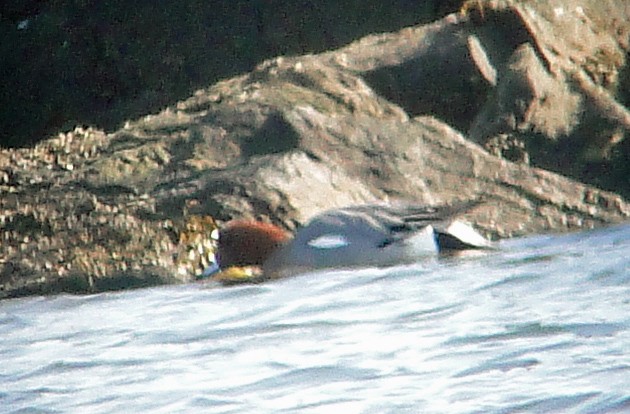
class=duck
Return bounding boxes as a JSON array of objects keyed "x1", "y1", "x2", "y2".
[{"x1": 206, "y1": 201, "x2": 492, "y2": 282}]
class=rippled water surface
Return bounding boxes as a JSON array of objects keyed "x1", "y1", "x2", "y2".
[{"x1": 2, "y1": 224, "x2": 629, "y2": 413}]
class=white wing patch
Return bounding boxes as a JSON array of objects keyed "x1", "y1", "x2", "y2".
[{"x1": 307, "y1": 234, "x2": 350, "y2": 249}]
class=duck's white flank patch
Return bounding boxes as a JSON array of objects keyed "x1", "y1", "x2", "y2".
[
  {"x1": 406, "y1": 224, "x2": 438, "y2": 252},
  {"x1": 445, "y1": 221, "x2": 491, "y2": 247},
  {"x1": 307, "y1": 234, "x2": 350, "y2": 249}
]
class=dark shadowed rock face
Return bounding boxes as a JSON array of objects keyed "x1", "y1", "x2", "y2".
[
  {"x1": 1, "y1": 0, "x2": 460, "y2": 148},
  {"x1": 357, "y1": 1, "x2": 630, "y2": 198},
  {"x1": 1, "y1": 0, "x2": 629, "y2": 298}
]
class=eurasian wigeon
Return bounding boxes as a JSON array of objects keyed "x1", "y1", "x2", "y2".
[{"x1": 208, "y1": 201, "x2": 492, "y2": 281}]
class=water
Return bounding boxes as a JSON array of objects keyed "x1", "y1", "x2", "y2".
[{"x1": 1, "y1": 224, "x2": 629, "y2": 413}]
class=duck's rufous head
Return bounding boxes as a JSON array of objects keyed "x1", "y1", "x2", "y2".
[{"x1": 217, "y1": 220, "x2": 291, "y2": 268}]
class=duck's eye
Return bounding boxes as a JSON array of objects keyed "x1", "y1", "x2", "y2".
[{"x1": 307, "y1": 234, "x2": 350, "y2": 249}]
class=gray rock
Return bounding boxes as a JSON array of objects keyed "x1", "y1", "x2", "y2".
[{"x1": 1, "y1": 0, "x2": 628, "y2": 298}]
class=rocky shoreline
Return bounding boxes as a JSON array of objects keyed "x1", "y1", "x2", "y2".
[{"x1": 1, "y1": 0, "x2": 629, "y2": 299}]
